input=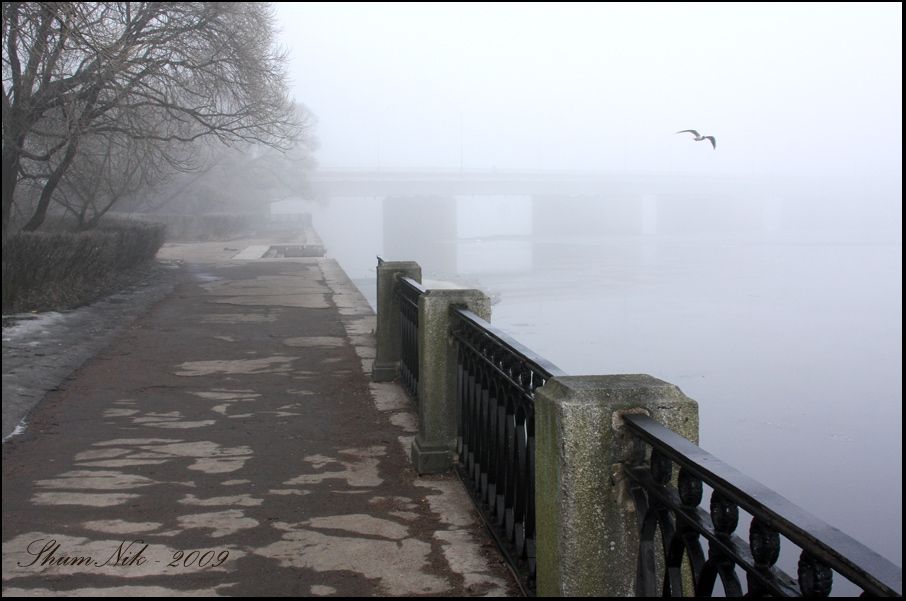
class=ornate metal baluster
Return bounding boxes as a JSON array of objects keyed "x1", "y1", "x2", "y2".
[
  {"x1": 513, "y1": 401, "x2": 530, "y2": 558},
  {"x1": 707, "y1": 491, "x2": 743, "y2": 596},
  {"x1": 449, "y1": 307, "x2": 565, "y2": 596},
  {"x1": 665, "y1": 468, "x2": 706, "y2": 595},
  {"x1": 503, "y1": 394, "x2": 517, "y2": 541},
  {"x1": 494, "y1": 392, "x2": 508, "y2": 527},
  {"x1": 396, "y1": 277, "x2": 423, "y2": 404},
  {"x1": 456, "y1": 342, "x2": 467, "y2": 458},
  {"x1": 486, "y1": 377, "x2": 500, "y2": 515},
  {"x1": 798, "y1": 551, "x2": 833, "y2": 597},
  {"x1": 747, "y1": 517, "x2": 781, "y2": 595},
  {"x1": 524, "y1": 412, "x2": 537, "y2": 576}
]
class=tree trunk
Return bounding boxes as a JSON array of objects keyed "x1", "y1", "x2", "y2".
[
  {"x1": 22, "y1": 141, "x2": 80, "y2": 232},
  {"x1": 2, "y1": 145, "x2": 21, "y2": 234}
]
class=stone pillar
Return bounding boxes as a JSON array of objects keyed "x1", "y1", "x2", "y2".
[
  {"x1": 535, "y1": 374, "x2": 699, "y2": 597},
  {"x1": 372, "y1": 260, "x2": 421, "y2": 382},
  {"x1": 411, "y1": 288, "x2": 491, "y2": 475}
]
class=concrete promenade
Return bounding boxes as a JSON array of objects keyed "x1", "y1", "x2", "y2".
[{"x1": 2, "y1": 233, "x2": 517, "y2": 596}]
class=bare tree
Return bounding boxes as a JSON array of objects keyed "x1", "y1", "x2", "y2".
[
  {"x1": 55, "y1": 126, "x2": 176, "y2": 230},
  {"x1": 147, "y1": 110, "x2": 320, "y2": 217},
  {"x1": 2, "y1": 2, "x2": 306, "y2": 233}
]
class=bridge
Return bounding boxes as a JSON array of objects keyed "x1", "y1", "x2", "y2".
[
  {"x1": 304, "y1": 169, "x2": 784, "y2": 199},
  {"x1": 274, "y1": 169, "x2": 798, "y2": 274}
]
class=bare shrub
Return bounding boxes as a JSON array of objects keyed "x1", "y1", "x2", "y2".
[{"x1": 2, "y1": 222, "x2": 166, "y2": 313}]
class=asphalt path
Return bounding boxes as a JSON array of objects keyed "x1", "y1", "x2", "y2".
[{"x1": 2, "y1": 239, "x2": 517, "y2": 596}]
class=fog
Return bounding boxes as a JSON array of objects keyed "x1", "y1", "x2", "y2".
[
  {"x1": 276, "y1": 3, "x2": 901, "y2": 179},
  {"x1": 271, "y1": 2, "x2": 902, "y2": 587}
]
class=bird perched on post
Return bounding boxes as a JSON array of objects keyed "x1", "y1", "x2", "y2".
[{"x1": 676, "y1": 129, "x2": 716, "y2": 149}]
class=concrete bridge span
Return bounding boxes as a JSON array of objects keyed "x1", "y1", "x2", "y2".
[
  {"x1": 305, "y1": 169, "x2": 778, "y2": 200},
  {"x1": 279, "y1": 169, "x2": 791, "y2": 275}
]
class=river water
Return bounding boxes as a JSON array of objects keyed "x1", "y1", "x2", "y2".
[
  {"x1": 303, "y1": 198, "x2": 902, "y2": 592},
  {"x1": 464, "y1": 233, "x2": 903, "y2": 572}
]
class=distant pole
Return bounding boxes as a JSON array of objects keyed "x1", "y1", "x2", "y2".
[
  {"x1": 538, "y1": 109, "x2": 543, "y2": 170},
  {"x1": 623, "y1": 126, "x2": 629, "y2": 173},
  {"x1": 459, "y1": 108, "x2": 463, "y2": 172}
]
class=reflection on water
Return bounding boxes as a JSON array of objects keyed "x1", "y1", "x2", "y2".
[{"x1": 354, "y1": 230, "x2": 903, "y2": 586}]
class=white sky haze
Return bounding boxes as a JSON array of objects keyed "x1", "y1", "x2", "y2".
[{"x1": 275, "y1": 2, "x2": 902, "y2": 183}]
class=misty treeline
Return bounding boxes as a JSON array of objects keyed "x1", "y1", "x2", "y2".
[{"x1": 2, "y1": 1, "x2": 318, "y2": 235}]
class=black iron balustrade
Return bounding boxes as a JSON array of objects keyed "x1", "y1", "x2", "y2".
[
  {"x1": 621, "y1": 413, "x2": 903, "y2": 597},
  {"x1": 396, "y1": 276, "x2": 424, "y2": 404},
  {"x1": 380, "y1": 257, "x2": 900, "y2": 596},
  {"x1": 449, "y1": 307, "x2": 566, "y2": 596}
]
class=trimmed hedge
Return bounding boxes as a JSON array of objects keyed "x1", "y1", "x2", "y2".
[
  {"x1": 107, "y1": 212, "x2": 263, "y2": 241},
  {"x1": 2, "y1": 222, "x2": 167, "y2": 313}
]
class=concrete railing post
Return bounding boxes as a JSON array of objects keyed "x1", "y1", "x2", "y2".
[
  {"x1": 372, "y1": 259, "x2": 421, "y2": 382},
  {"x1": 411, "y1": 288, "x2": 491, "y2": 475},
  {"x1": 534, "y1": 374, "x2": 699, "y2": 597}
]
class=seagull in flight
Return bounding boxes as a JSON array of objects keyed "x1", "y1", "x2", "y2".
[{"x1": 676, "y1": 129, "x2": 716, "y2": 149}]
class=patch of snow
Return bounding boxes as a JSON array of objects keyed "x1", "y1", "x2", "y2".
[
  {"x1": 2, "y1": 311, "x2": 68, "y2": 340},
  {"x1": 3, "y1": 419, "x2": 27, "y2": 442}
]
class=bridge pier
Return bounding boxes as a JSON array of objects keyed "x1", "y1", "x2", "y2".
[{"x1": 382, "y1": 196, "x2": 458, "y2": 274}]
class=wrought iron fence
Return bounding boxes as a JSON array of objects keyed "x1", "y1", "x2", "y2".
[
  {"x1": 449, "y1": 306, "x2": 566, "y2": 596},
  {"x1": 383, "y1": 265, "x2": 901, "y2": 597},
  {"x1": 397, "y1": 276, "x2": 424, "y2": 404},
  {"x1": 621, "y1": 413, "x2": 902, "y2": 597}
]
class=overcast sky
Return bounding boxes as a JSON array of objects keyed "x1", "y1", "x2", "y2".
[{"x1": 274, "y1": 2, "x2": 902, "y2": 182}]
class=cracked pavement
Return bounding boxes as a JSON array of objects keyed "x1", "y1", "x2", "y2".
[{"x1": 2, "y1": 237, "x2": 518, "y2": 596}]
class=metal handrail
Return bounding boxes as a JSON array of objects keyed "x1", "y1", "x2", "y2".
[
  {"x1": 451, "y1": 309, "x2": 567, "y2": 385},
  {"x1": 622, "y1": 413, "x2": 902, "y2": 597}
]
